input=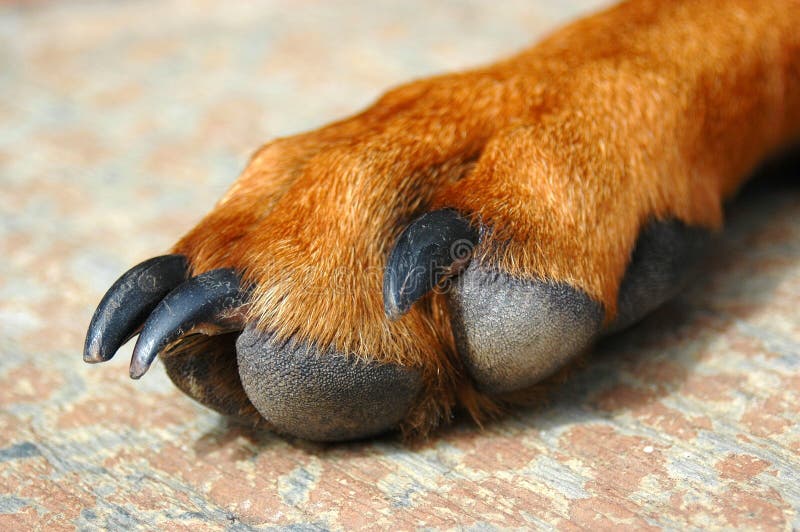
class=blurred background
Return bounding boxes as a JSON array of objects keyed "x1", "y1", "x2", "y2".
[{"x1": 2, "y1": 1, "x2": 799, "y2": 529}]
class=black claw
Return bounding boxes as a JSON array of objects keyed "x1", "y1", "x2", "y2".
[
  {"x1": 129, "y1": 268, "x2": 248, "y2": 379},
  {"x1": 83, "y1": 255, "x2": 189, "y2": 363},
  {"x1": 383, "y1": 209, "x2": 478, "y2": 320}
]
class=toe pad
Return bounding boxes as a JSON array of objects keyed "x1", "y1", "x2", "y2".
[
  {"x1": 448, "y1": 265, "x2": 603, "y2": 395},
  {"x1": 609, "y1": 219, "x2": 711, "y2": 333},
  {"x1": 236, "y1": 326, "x2": 423, "y2": 441}
]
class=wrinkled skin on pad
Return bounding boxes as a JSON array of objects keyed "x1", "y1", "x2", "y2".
[
  {"x1": 448, "y1": 268, "x2": 604, "y2": 395},
  {"x1": 236, "y1": 326, "x2": 423, "y2": 441}
]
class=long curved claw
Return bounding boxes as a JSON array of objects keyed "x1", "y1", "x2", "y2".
[
  {"x1": 129, "y1": 268, "x2": 249, "y2": 379},
  {"x1": 383, "y1": 209, "x2": 478, "y2": 320},
  {"x1": 83, "y1": 255, "x2": 189, "y2": 363}
]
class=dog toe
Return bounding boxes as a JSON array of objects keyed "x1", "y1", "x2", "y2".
[
  {"x1": 447, "y1": 218, "x2": 713, "y2": 396},
  {"x1": 236, "y1": 325, "x2": 423, "y2": 441},
  {"x1": 609, "y1": 219, "x2": 712, "y2": 333},
  {"x1": 161, "y1": 333, "x2": 262, "y2": 423},
  {"x1": 448, "y1": 264, "x2": 603, "y2": 395}
]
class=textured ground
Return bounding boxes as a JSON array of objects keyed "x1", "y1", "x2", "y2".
[{"x1": 2, "y1": 0, "x2": 800, "y2": 529}]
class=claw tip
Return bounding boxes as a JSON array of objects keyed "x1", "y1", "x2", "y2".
[
  {"x1": 129, "y1": 338, "x2": 155, "y2": 379},
  {"x1": 82, "y1": 336, "x2": 107, "y2": 363},
  {"x1": 83, "y1": 352, "x2": 102, "y2": 364},
  {"x1": 129, "y1": 361, "x2": 148, "y2": 379}
]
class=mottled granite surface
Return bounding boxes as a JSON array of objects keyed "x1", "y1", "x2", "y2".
[{"x1": 1, "y1": 0, "x2": 799, "y2": 529}]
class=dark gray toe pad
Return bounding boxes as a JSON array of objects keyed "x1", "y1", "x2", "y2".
[
  {"x1": 235, "y1": 325, "x2": 423, "y2": 442},
  {"x1": 448, "y1": 266, "x2": 604, "y2": 395},
  {"x1": 609, "y1": 219, "x2": 711, "y2": 333},
  {"x1": 162, "y1": 332, "x2": 261, "y2": 422}
]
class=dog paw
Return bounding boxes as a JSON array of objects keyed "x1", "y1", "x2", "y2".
[
  {"x1": 84, "y1": 98, "x2": 715, "y2": 441},
  {"x1": 85, "y1": 0, "x2": 797, "y2": 440}
]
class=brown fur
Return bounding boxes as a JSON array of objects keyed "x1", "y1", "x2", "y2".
[{"x1": 173, "y1": 0, "x2": 800, "y2": 433}]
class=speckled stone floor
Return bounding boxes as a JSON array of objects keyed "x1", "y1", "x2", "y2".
[{"x1": 1, "y1": 1, "x2": 799, "y2": 529}]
